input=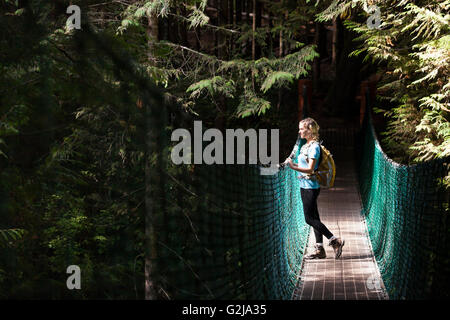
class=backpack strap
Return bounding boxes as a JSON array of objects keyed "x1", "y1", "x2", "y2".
[
  {"x1": 317, "y1": 141, "x2": 323, "y2": 171},
  {"x1": 304, "y1": 141, "x2": 320, "y2": 163},
  {"x1": 300, "y1": 141, "x2": 320, "y2": 180}
]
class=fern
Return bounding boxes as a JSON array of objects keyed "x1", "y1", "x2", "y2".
[
  {"x1": 0, "y1": 229, "x2": 25, "y2": 247},
  {"x1": 117, "y1": 0, "x2": 319, "y2": 120},
  {"x1": 324, "y1": 0, "x2": 449, "y2": 168},
  {"x1": 261, "y1": 71, "x2": 294, "y2": 93},
  {"x1": 236, "y1": 92, "x2": 271, "y2": 118},
  {"x1": 316, "y1": 0, "x2": 353, "y2": 22},
  {"x1": 187, "y1": 6, "x2": 209, "y2": 28},
  {"x1": 186, "y1": 76, "x2": 235, "y2": 99}
]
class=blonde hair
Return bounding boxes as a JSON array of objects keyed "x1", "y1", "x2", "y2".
[{"x1": 300, "y1": 117, "x2": 320, "y2": 141}]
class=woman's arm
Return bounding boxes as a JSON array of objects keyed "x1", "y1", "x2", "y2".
[
  {"x1": 288, "y1": 158, "x2": 317, "y2": 174},
  {"x1": 282, "y1": 135, "x2": 301, "y2": 165}
]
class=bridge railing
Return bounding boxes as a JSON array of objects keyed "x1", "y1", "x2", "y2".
[
  {"x1": 357, "y1": 88, "x2": 450, "y2": 299},
  {"x1": 151, "y1": 108, "x2": 310, "y2": 299}
]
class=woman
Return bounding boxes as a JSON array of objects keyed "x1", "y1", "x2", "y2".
[{"x1": 287, "y1": 118, "x2": 344, "y2": 259}]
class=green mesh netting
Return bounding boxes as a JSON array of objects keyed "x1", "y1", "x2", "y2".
[
  {"x1": 358, "y1": 100, "x2": 450, "y2": 300},
  {"x1": 155, "y1": 138, "x2": 310, "y2": 299}
]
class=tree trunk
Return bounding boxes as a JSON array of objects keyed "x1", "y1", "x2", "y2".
[
  {"x1": 255, "y1": 0, "x2": 262, "y2": 59},
  {"x1": 212, "y1": 2, "x2": 219, "y2": 57},
  {"x1": 179, "y1": 5, "x2": 188, "y2": 47},
  {"x1": 252, "y1": 0, "x2": 256, "y2": 61},
  {"x1": 236, "y1": 0, "x2": 241, "y2": 24},
  {"x1": 229, "y1": 0, "x2": 234, "y2": 26},
  {"x1": 246, "y1": 0, "x2": 250, "y2": 23},
  {"x1": 268, "y1": 6, "x2": 273, "y2": 56},
  {"x1": 195, "y1": 0, "x2": 201, "y2": 51},
  {"x1": 159, "y1": 16, "x2": 169, "y2": 41},
  {"x1": 277, "y1": 23, "x2": 282, "y2": 109},
  {"x1": 313, "y1": 22, "x2": 321, "y2": 93},
  {"x1": 230, "y1": 0, "x2": 235, "y2": 55},
  {"x1": 215, "y1": 0, "x2": 228, "y2": 131},
  {"x1": 277, "y1": 1, "x2": 284, "y2": 110},
  {"x1": 279, "y1": 0, "x2": 283, "y2": 57},
  {"x1": 324, "y1": 18, "x2": 374, "y2": 116},
  {"x1": 331, "y1": 18, "x2": 337, "y2": 72},
  {"x1": 218, "y1": 0, "x2": 228, "y2": 59},
  {"x1": 145, "y1": 10, "x2": 159, "y2": 300}
]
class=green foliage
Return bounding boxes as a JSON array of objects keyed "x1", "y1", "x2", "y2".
[
  {"x1": 316, "y1": 0, "x2": 353, "y2": 22},
  {"x1": 0, "y1": 229, "x2": 25, "y2": 248},
  {"x1": 187, "y1": 0, "x2": 209, "y2": 28},
  {"x1": 179, "y1": 44, "x2": 317, "y2": 118},
  {"x1": 10, "y1": 0, "x2": 448, "y2": 299},
  {"x1": 118, "y1": 0, "x2": 209, "y2": 34},
  {"x1": 0, "y1": 0, "x2": 148, "y2": 298},
  {"x1": 0, "y1": 138, "x2": 7, "y2": 158},
  {"x1": 187, "y1": 76, "x2": 235, "y2": 99},
  {"x1": 261, "y1": 71, "x2": 294, "y2": 93},
  {"x1": 321, "y1": 0, "x2": 450, "y2": 171},
  {"x1": 117, "y1": 0, "x2": 319, "y2": 119},
  {"x1": 236, "y1": 93, "x2": 271, "y2": 118}
]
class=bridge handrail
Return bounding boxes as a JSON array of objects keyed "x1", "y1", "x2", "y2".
[{"x1": 358, "y1": 87, "x2": 449, "y2": 299}]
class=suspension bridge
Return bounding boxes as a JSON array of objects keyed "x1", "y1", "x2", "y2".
[
  {"x1": 292, "y1": 134, "x2": 387, "y2": 300},
  {"x1": 152, "y1": 86, "x2": 449, "y2": 300}
]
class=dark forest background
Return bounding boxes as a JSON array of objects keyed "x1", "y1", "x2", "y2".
[{"x1": 0, "y1": 0, "x2": 448, "y2": 299}]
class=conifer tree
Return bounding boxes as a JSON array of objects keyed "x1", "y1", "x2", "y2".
[
  {"x1": 318, "y1": 0, "x2": 449, "y2": 174},
  {"x1": 118, "y1": 0, "x2": 319, "y2": 119}
]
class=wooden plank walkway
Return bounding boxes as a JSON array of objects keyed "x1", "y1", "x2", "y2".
[{"x1": 292, "y1": 145, "x2": 389, "y2": 300}]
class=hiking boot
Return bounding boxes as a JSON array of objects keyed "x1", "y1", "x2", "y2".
[
  {"x1": 306, "y1": 244, "x2": 326, "y2": 259},
  {"x1": 329, "y1": 238, "x2": 345, "y2": 259}
]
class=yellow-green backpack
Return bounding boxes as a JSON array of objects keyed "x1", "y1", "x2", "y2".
[{"x1": 314, "y1": 144, "x2": 336, "y2": 188}]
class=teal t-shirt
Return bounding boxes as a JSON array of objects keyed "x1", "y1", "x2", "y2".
[{"x1": 297, "y1": 141, "x2": 320, "y2": 189}]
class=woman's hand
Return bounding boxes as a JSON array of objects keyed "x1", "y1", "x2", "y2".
[{"x1": 288, "y1": 159, "x2": 296, "y2": 169}]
